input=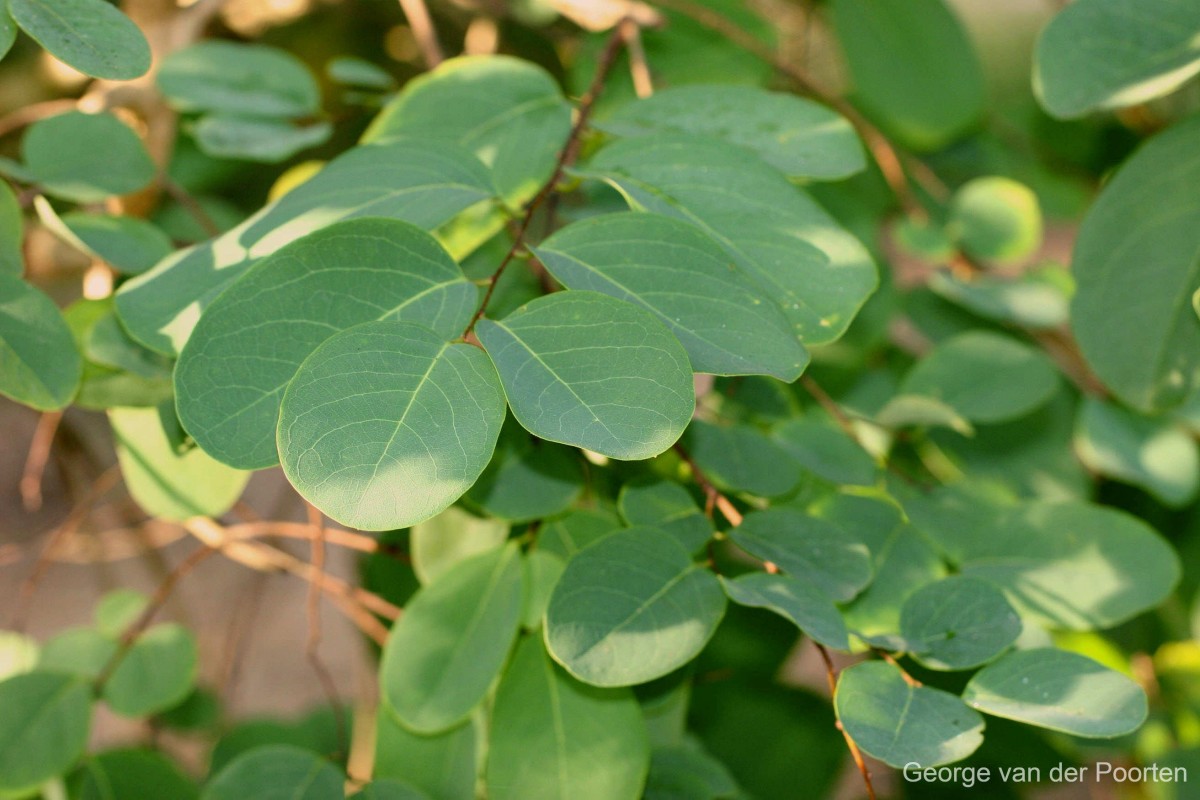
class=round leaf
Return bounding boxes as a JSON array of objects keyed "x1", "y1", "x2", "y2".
[
  {"x1": 192, "y1": 116, "x2": 331, "y2": 164},
  {"x1": 948, "y1": 177, "x2": 1042, "y2": 264},
  {"x1": 58, "y1": 213, "x2": 173, "y2": 275},
  {"x1": 534, "y1": 213, "x2": 808, "y2": 380},
  {"x1": 279, "y1": 320, "x2": 506, "y2": 530},
  {"x1": 683, "y1": 420, "x2": 803, "y2": 498},
  {"x1": 477, "y1": 292, "x2": 694, "y2": 461},
  {"x1": 772, "y1": 419, "x2": 878, "y2": 486},
  {"x1": 487, "y1": 636, "x2": 650, "y2": 800},
  {"x1": 71, "y1": 748, "x2": 197, "y2": 800},
  {"x1": 0, "y1": 273, "x2": 81, "y2": 410},
  {"x1": 381, "y1": 544, "x2": 523, "y2": 733},
  {"x1": 720, "y1": 573, "x2": 850, "y2": 650},
  {"x1": 8, "y1": 0, "x2": 150, "y2": 79},
  {"x1": 201, "y1": 745, "x2": 343, "y2": 800},
  {"x1": 899, "y1": 576, "x2": 1021, "y2": 670},
  {"x1": 411, "y1": 506, "x2": 509, "y2": 586},
  {"x1": 835, "y1": 661, "x2": 984, "y2": 768},
  {"x1": 0, "y1": 671, "x2": 92, "y2": 794},
  {"x1": 158, "y1": 41, "x2": 321, "y2": 117},
  {"x1": 464, "y1": 423, "x2": 583, "y2": 522},
  {"x1": 95, "y1": 589, "x2": 150, "y2": 638},
  {"x1": 103, "y1": 623, "x2": 198, "y2": 718},
  {"x1": 901, "y1": 331, "x2": 1059, "y2": 423},
  {"x1": 545, "y1": 527, "x2": 726, "y2": 687},
  {"x1": 22, "y1": 112, "x2": 155, "y2": 203},
  {"x1": 962, "y1": 649, "x2": 1147, "y2": 738},
  {"x1": 177, "y1": 218, "x2": 478, "y2": 469},
  {"x1": 729, "y1": 508, "x2": 872, "y2": 602},
  {"x1": 618, "y1": 481, "x2": 712, "y2": 554}
]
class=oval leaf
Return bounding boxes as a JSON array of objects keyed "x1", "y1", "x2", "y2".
[
  {"x1": 899, "y1": 576, "x2": 1021, "y2": 670},
  {"x1": 962, "y1": 649, "x2": 1147, "y2": 737},
  {"x1": 22, "y1": 112, "x2": 155, "y2": 203},
  {"x1": 0, "y1": 671, "x2": 92, "y2": 795},
  {"x1": 487, "y1": 636, "x2": 650, "y2": 800},
  {"x1": 381, "y1": 544, "x2": 524, "y2": 733},
  {"x1": 158, "y1": 41, "x2": 321, "y2": 117},
  {"x1": 545, "y1": 527, "x2": 726, "y2": 687},
  {"x1": 8, "y1": 0, "x2": 150, "y2": 79},
  {"x1": 201, "y1": 745, "x2": 343, "y2": 800},
  {"x1": 720, "y1": 573, "x2": 850, "y2": 650},
  {"x1": 278, "y1": 320, "x2": 506, "y2": 531},
  {"x1": 835, "y1": 661, "x2": 984, "y2": 768},
  {"x1": 534, "y1": 213, "x2": 808, "y2": 380},
  {"x1": 103, "y1": 623, "x2": 198, "y2": 718},
  {"x1": 177, "y1": 217, "x2": 478, "y2": 469},
  {"x1": 477, "y1": 291, "x2": 694, "y2": 461},
  {"x1": 0, "y1": 273, "x2": 81, "y2": 410}
]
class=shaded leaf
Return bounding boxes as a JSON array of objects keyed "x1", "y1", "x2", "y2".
[
  {"x1": 200, "y1": 745, "x2": 342, "y2": 800},
  {"x1": 22, "y1": 111, "x2": 154, "y2": 203},
  {"x1": 0, "y1": 671, "x2": 92, "y2": 795},
  {"x1": 411, "y1": 506, "x2": 509, "y2": 586},
  {"x1": 103, "y1": 624, "x2": 198, "y2": 718},
  {"x1": 947, "y1": 177, "x2": 1042, "y2": 264},
  {"x1": 618, "y1": 480, "x2": 712, "y2": 553},
  {"x1": 683, "y1": 420, "x2": 802, "y2": 498},
  {"x1": 158, "y1": 42, "x2": 321, "y2": 117},
  {"x1": 720, "y1": 573, "x2": 849, "y2": 650},
  {"x1": 8, "y1": 0, "x2": 149, "y2": 79},
  {"x1": 899, "y1": 576, "x2": 1021, "y2": 670},
  {"x1": 0, "y1": 273, "x2": 81, "y2": 410},
  {"x1": 192, "y1": 116, "x2": 331, "y2": 164}
]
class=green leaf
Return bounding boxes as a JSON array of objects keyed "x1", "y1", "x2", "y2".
[
  {"x1": 901, "y1": 331, "x2": 1059, "y2": 423},
  {"x1": 728, "y1": 508, "x2": 872, "y2": 602},
  {"x1": 0, "y1": 631, "x2": 38, "y2": 682},
  {"x1": 8, "y1": 0, "x2": 150, "y2": 80},
  {"x1": 599, "y1": 85, "x2": 864, "y2": 180},
  {"x1": 176, "y1": 218, "x2": 478, "y2": 469},
  {"x1": 521, "y1": 549, "x2": 565, "y2": 630},
  {"x1": 327, "y1": 56, "x2": 394, "y2": 90},
  {"x1": 110, "y1": 406, "x2": 249, "y2": 521},
  {"x1": 411, "y1": 506, "x2": 509, "y2": 586},
  {"x1": 899, "y1": 576, "x2": 1021, "y2": 671},
  {"x1": 772, "y1": 419, "x2": 877, "y2": 486},
  {"x1": 465, "y1": 423, "x2": 584, "y2": 522},
  {"x1": 841, "y1": 525, "x2": 947, "y2": 650},
  {"x1": 829, "y1": 0, "x2": 985, "y2": 150},
  {"x1": 57, "y1": 213, "x2": 172, "y2": 275},
  {"x1": 1075, "y1": 396, "x2": 1200, "y2": 507},
  {"x1": 158, "y1": 42, "x2": 321, "y2": 117},
  {"x1": 947, "y1": 177, "x2": 1042, "y2": 264},
  {"x1": 279, "y1": 320, "x2": 506, "y2": 530},
  {"x1": 39, "y1": 627, "x2": 115, "y2": 680},
  {"x1": 1071, "y1": 114, "x2": 1200, "y2": 412},
  {"x1": 545, "y1": 527, "x2": 725, "y2": 687},
  {"x1": 835, "y1": 661, "x2": 984, "y2": 768},
  {"x1": 683, "y1": 420, "x2": 803, "y2": 498},
  {"x1": 21, "y1": 111, "x2": 155, "y2": 203},
  {"x1": 876, "y1": 394, "x2": 974, "y2": 436},
  {"x1": 116, "y1": 139, "x2": 494, "y2": 356},
  {"x1": 477, "y1": 292, "x2": 694, "y2": 461},
  {"x1": 644, "y1": 739, "x2": 740, "y2": 800},
  {"x1": 487, "y1": 635, "x2": 650, "y2": 800},
  {"x1": 352, "y1": 780, "x2": 431, "y2": 800},
  {"x1": 618, "y1": 480, "x2": 712, "y2": 554},
  {"x1": 191, "y1": 116, "x2": 331, "y2": 164},
  {"x1": 374, "y1": 712, "x2": 476, "y2": 800},
  {"x1": 962, "y1": 649, "x2": 1147, "y2": 737},
  {"x1": 581, "y1": 135, "x2": 877, "y2": 346},
  {"x1": 928, "y1": 264, "x2": 1073, "y2": 330},
  {"x1": 720, "y1": 573, "x2": 849, "y2": 650},
  {"x1": 534, "y1": 213, "x2": 807, "y2": 380},
  {"x1": 1034, "y1": 0, "x2": 1200, "y2": 117},
  {"x1": 364, "y1": 55, "x2": 571, "y2": 203},
  {"x1": 201, "y1": 745, "x2": 343, "y2": 800},
  {"x1": 0, "y1": 4, "x2": 15, "y2": 61},
  {"x1": 0, "y1": 273, "x2": 81, "y2": 410},
  {"x1": 95, "y1": 589, "x2": 150, "y2": 638},
  {"x1": 538, "y1": 509, "x2": 623, "y2": 561},
  {"x1": 71, "y1": 748, "x2": 198, "y2": 800},
  {"x1": 0, "y1": 180, "x2": 21, "y2": 275},
  {"x1": 210, "y1": 709, "x2": 343, "y2": 775},
  {"x1": 103, "y1": 623, "x2": 198, "y2": 718},
  {"x1": 85, "y1": 310, "x2": 170, "y2": 380},
  {"x1": 381, "y1": 544, "x2": 523, "y2": 733},
  {"x1": 0, "y1": 671, "x2": 92, "y2": 795}
]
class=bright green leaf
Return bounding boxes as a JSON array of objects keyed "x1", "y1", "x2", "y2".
[
  {"x1": 411, "y1": 506, "x2": 509, "y2": 586},
  {"x1": 599, "y1": 84, "x2": 864, "y2": 180},
  {"x1": 158, "y1": 41, "x2": 320, "y2": 117},
  {"x1": 728, "y1": 508, "x2": 872, "y2": 602},
  {"x1": 110, "y1": 406, "x2": 249, "y2": 521},
  {"x1": 95, "y1": 589, "x2": 150, "y2": 639},
  {"x1": 0, "y1": 671, "x2": 92, "y2": 795},
  {"x1": 8, "y1": 0, "x2": 150, "y2": 80},
  {"x1": 534, "y1": 213, "x2": 808, "y2": 380},
  {"x1": 0, "y1": 273, "x2": 81, "y2": 410},
  {"x1": 374, "y1": 711, "x2": 476, "y2": 800},
  {"x1": 279, "y1": 320, "x2": 506, "y2": 530},
  {"x1": 103, "y1": 623, "x2": 198, "y2": 718},
  {"x1": 201, "y1": 745, "x2": 343, "y2": 800},
  {"x1": 538, "y1": 509, "x2": 622, "y2": 561},
  {"x1": 835, "y1": 661, "x2": 985, "y2": 768},
  {"x1": 487, "y1": 636, "x2": 650, "y2": 800},
  {"x1": 477, "y1": 292, "x2": 694, "y2": 461},
  {"x1": 876, "y1": 394, "x2": 975, "y2": 436},
  {"x1": 22, "y1": 111, "x2": 155, "y2": 203},
  {"x1": 38, "y1": 627, "x2": 115, "y2": 680},
  {"x1": 928, "y1": 264, "x2": 1073, "y2": 329},
  {"x1": 963, "y1": 649, "x2": 1147, "y2": 737},
  {"x1": 899, "y1": 576, "x2": 1022, "y2": 670},
  {"x1": 948, "y1": 177, "x2": 1042, "y2": 264},
  {"x1": 176, "y1": 218, "x2": 478, "y2": 469},
  {"x1": 720, "y1": 573, "x2": 849, "y2": 650},
  {"x1": 352, "y1": 779, "x2": 431, "y2": 800},
  {"x1": 545, "y1": 527, "x2": 725, "y2": 687},
  {"x1": 1034, "y1": 0, "x2": 1200, "y2": 118},
  {"x1": 0, "y1": 5, "x2": 15, "y2": 61},
  {"x1": 1071, "y1": 114, "x2": 1200, "y2": 412},
  {"x1": 0, "y1": 631, "x2": 38, "y2": 681},
  {"x1": 327, "y1": 56, "x2": 394, "y2": 90},
  {"x1": 0, "y1": 180, "x2": 21, "y2": 275},
  {"x1": 381, "y1": 544, "x2": 523, "y2": 733}
]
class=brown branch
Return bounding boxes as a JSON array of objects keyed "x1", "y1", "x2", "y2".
[
  {"x1": 95, "y1": 545, "x2": 217, "y2": 689},
  {"x1": 222, "y1": 520, "x2": 381, "y2": 554},
  {"x1": 815, "y1": 643, "x2": 878, "y2": 800},
  {"x1": 162, "y1": 177, "x2": 221, "y2": 238},
  {"x1": 800, "y1": 375, "x2": 860, "y2": 441},
  {"x1": 305, "y1": 504, "x2": 347, "y2": 759},
  {"x1": 398, "y1": 0, "x2": 444, "y2": 69},
  {"x1": 0, "y1": 99, "x2": 77, "y2": 140},
  {"x1": 672, "y1": 443, "x2": 743, "y2": 527},
  {"x1": 20, "y1": 411, "x2": 62, "y2": 512},
  {"x1": 462, "y1": 22, "x2": 631, "y2": 337},
  {"x1": 873, "y1": 647, "x2": 922, "y2": 687}
]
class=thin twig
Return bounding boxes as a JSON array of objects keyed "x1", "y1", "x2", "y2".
[
  {"x1": 0, "y1": 99, "x2": 77, "y2": 140},
  {"x1": 223, "y1": 520, "x2": 381, "y2": 554},
  {"x1": 672, "y1": 443, "x2": 743, "y2": 527},
  {"x1": 873, "y1": 647, "x2": 922, "y2": 687},
  {"x1": 800, "y1": 375, "x2": 859, "y2": 441},
  {"x1": 20, "y1": 411, "x2": 62, "y2": 512},
  {"x1": 305, "y1": 504, "x2": 347, "y2": 760},
  {"x1": 161, "y1": 177, "x2": 220, "y2": 238},
  {"x1": 94, "y1": 545, "x2": 217, "y2": 689},
  {"x1": 815, "y1": 643, "x2": 878, "y2": 800},
  {"x1": 398, "y1": 0, "x2": 444, "y2": 69},
  {"x1": 621, "y1": 19, "x2": 654, "y2": 98},
  {"x1": 462, "y1": 22, "x2": 632, "y2": 337}
]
